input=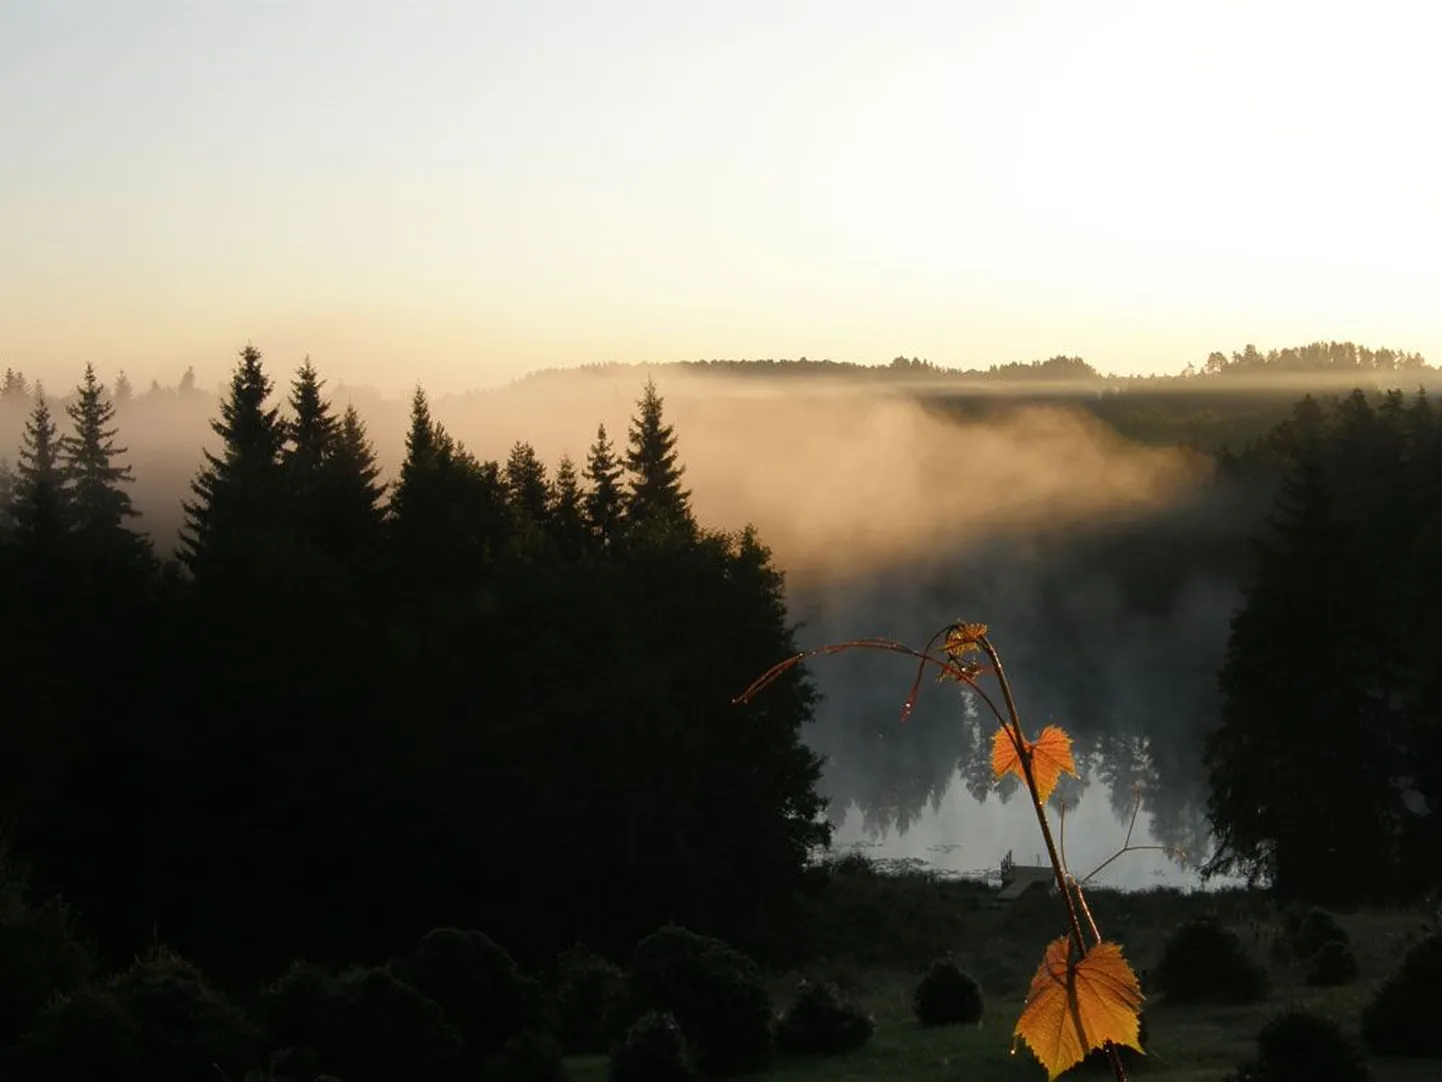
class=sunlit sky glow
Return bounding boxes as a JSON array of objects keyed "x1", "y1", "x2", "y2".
[{"x1": 4, "y1": 1, "x2": 1440, "y2": 394}]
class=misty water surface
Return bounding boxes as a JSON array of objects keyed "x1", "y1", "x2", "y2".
[{"x1": 786, "y1": 505, "x2": 1244, "y2": 891}]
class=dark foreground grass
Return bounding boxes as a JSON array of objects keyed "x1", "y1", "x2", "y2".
[{"x1": 566, "y1": 865, "x2": 1442, "y2": 1082}]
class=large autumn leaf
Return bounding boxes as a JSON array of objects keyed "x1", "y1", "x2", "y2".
[
  {"x1": 1014, "y1": 936, "x2": 1145, "y2": 1080},
  {"x1": 991, "y1": 724, "x2": 1077, "y2": 803}
]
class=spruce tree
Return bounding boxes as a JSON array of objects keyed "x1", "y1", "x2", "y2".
[
  {"x1": 322, "y1": 403, "x2": 386, "y2": 566},
  {"x1": 623, "y1": 378, "x2": 692, "y2": 533},
  {"x1": 583, "y1": 423, "x2": 624, "y2": 546},
  {"x1": 302, "y1": 403, "x2": 386, "y2": 577},
  {"x1": 282, "y1": 358, "x2": 341, "y2": 546},
  {"x1": 392, "y1": 386, "x2": 447, "y2": 507},
  {"x1": 504, "y1": 441, "x2": 550, "y2": 525},
  {"x1": 389, "y1": 386, "x2": 509, "y2": 593},
  {"x1": 284, "y1": 358, "x2": 339, "y2": 476},
  {"x1": 60, "y1": 363, "x2": 141, "y2": 551},
  {"x1": 113, "y1": 370, "x2": 133, "y2": 406},
  {"x1": 388, "y1": 386, "x2": 450, "y2": 527},
  {"x1": 548, "y1": 454, "x2": 588, "y2": 559},
  {"x1": 179, "y1": 345, "x2": 288, "y2": 577},
  {"x1": 389, "y1": 385, "x2": 456, "y2": 572},
  {"x1": 13, "y1": 388, "x2": 68, "y2": 536}
]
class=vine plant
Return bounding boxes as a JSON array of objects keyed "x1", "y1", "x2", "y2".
[{"x1": 739, "y1": 621, "x2": 1154, "y2": 1081}]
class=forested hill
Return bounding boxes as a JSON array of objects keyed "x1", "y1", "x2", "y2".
[
  {"x1": 501, "y1": 341, "x2": 1441, "y2": 455},
  {"x1": 511, "y1": 339, "x2": 1434, "y2": 388}
]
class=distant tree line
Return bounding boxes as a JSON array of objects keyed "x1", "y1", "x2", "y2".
[
  {"x1": 0, "y1": 347, "x2": 828, "y2": 982},
  {"x1": 1192, "y1": 341, "x2": 1429, "y2": 377},
  {"x1": 1204, "y1": 387, "x2": 1442, "y2": 903},
  {"x1": 509, "y1": 340, "x2": 1432, "y2": 391}
]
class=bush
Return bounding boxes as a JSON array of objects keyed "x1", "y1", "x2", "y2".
[
  {"x1": 257, "y1": 960, "x2": 338, "y2": 1057},
  {"x1": 608, "y1": 1011, "x2": 699, "y2": 1082},
  {"x1": 628, "y1": 925, "x2": 772, "y2": 1076},
  {"x1": 0, "y1": 895, "x2": 97, "y2": 1049},
  {"x1": 1285, "y1": 908, "x2": 1350, "y2": 960},
  {"x1": 256, "y1": 961, "x2": 463, "y2": 1082},
  {"x1": 106, "y1": 947, "x2": 260, "y2": 1082},
  {"x1": 912, "y1": 959, "x2": 983, "y2": 1026},
  {"x1": 1152, "y1": 916, "x2": 1267, "y2": 1004},
  {"x1": 775, "y1": 980, "x2": 873, "y2": 1055},
  {"x1": 12, "y1": 948, "x2": 257, "y2": 1082},
  {"x1": 391, "y1": 926, "x2": 542, "y2": 1068},
  {"x1": 555, "y1": 944, "x2": 629, "y2": 1053},
  {"x1": 1230, "y1": 1009, "x2": 1369, "y2": 1082},
  {"x1": 1305, "y1": 940, "x2": 1359, "y2": 987},
  {"x1": 1361, "y1": 932, "x2": 1442, "y2": 1056},
  {"x1": 487, "y1": 1029, "x2": 570, "y2": 1082},
  {"x1": 10, "y1": 985, "x2": 138, "y2": 1082}
]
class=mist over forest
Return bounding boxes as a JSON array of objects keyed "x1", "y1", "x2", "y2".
[{"x1": 8, "y1": 343, "x2": 1432, "y2": 887}]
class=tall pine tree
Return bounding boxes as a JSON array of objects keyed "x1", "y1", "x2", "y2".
[
  {"x1": 61, "y1": 363, "x2": 146, "y2": 563},
  {"x1": 623, "y1": 378, "x2": 692, "y2": 534},
  {"x1": 389, "y1": 386, "x2": 508, "y2": 592},
  {"x1": 583, "y1": 422, "x2": 624, "y2": 547},
  {"x1": 504, "y1": 441, "x2": 550, "y2": 525},
  {"x1": 548, "y1": 454, "x2": 588, "y2": 560},
  {"x1": 11, "y1": 388, "x2": 70, "y2": 555},
  {"x1": 320, "y1": 403, "x2": 386, "y2": 569},
  {"x1": 282, "y1": 358, "x2": 342, "y2": 554},
  {"x1": 179, "y1": 345, "x2": 288, "y2": 578},
  {"x1": 284, "y1": 358, "x2": 339, "y2": 480}
]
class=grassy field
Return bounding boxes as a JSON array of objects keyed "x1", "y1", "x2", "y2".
[{"x1": 565, "y1": 867, "x2": 1441, "y2": 1081}]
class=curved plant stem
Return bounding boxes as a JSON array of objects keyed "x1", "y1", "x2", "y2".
[{"x1": 982, "y1": 635, "x2": 1129, "y2": 1082}]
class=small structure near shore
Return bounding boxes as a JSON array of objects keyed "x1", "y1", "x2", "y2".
[{"x1": 995, "y1": 849, "x2": 1053, "y2": 903}]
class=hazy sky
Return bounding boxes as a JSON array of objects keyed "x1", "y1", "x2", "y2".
[{"x1": 4, "y1": 1, "x2": 1439, "y2": 394}]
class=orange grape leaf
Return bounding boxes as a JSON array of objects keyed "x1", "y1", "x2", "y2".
[
  {"x1": 945, "y1": 622, "x2": 989, "y2": 658},
  {"x1": 1014, "y1": 936, "x2": 1145, "y2": 1080},
  {"x1": 991, "y1": 725, "x2": 1077, "y2": 803}
]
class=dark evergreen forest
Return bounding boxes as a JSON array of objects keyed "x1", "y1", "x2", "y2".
[
  {"x1": 0, "y1": 349, "x2": 828, "y2": 983},
  {"x1": 1205, "y1": 387, "x2": 1442, "y2": 904}
]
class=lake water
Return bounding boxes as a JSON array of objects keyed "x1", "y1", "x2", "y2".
[
  {"x1": 788, "y1": 554, "x2": 1239, "y2": 893},
  {"x1": 811, "y1": 689, "x2": 1220, "y2": 891}
]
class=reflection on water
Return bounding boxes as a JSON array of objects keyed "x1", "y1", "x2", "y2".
[{"x1": 816, "y1": 691, "x2": 1217, "y2": 890}]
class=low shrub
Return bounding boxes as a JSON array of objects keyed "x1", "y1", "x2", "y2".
[
  {"x1": 0, "y1": 892, "x2": 97, "y2": 1050},
  {"x1": 12, "y1": 947, "x2": 258, "y2": 1082},
  {"x1": 628, "y1": 925, "x2": 772, "y2": 1076},
  {"x1": 1285, "y1": 908, "x2": 1350, "y2": 960},
  {"x1": 256, "y1": 961, "x2": 463, "y2": 1082},
  {"x1": 390, "y1": 926, "x2": 543, "y2": 1068},
  {"x1": 1229, "y1": 1009, "x2": 1369, "y2": 1082},
  {"x1": 608, "y1": 1010, "x2": 699, "y2": 1082},
  {"x1": 775, "y1": 980, "x2": 873, "y2": 1055},
  {"x1": 1305, "y1": 940, "x2": 1359, "y2": 986},
  {"x1": 1361, "y1": 932, "x2": 1442, "y2": 1056},
  {"x1": 912, "y1": 958, "x2": 983, "y2": 1026},
  {"x1": 107, "y1": 947, "x2": 260, "y2": 1082},
  {"x1": 555, "y1": 944, "x2": 629, "y2": 1053},
  {"x1": 9, "y1": 985, "x2": 137, "y2": 1082},
  {"x1": 1152, "y1": 916, "x2": 1267, "y2": 1004}
]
